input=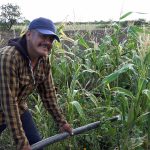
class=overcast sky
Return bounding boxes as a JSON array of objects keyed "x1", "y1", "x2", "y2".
[{"x1": 0, "y1": 0, "x2": 150, "y2": 22}]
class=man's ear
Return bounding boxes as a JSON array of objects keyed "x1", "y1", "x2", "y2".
[{"x1": 26, "y1": 30, "x2": 32, "y2": 40}]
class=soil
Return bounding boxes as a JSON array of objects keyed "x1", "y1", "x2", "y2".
[{"x1": 0, "y1": 31, "x2": 20, "y2": 48}]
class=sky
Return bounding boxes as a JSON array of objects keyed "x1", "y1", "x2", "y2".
[{"x1": 0, "y1": 0, "x2": 150, "y2": 22}]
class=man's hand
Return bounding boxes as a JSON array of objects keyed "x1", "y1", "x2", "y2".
[
  {"x1": 60, "y1": 123, "x2": 74, "y2": 135},
  {"x1": 22, "y1": 145, "x2": 32, "y2": 150}
]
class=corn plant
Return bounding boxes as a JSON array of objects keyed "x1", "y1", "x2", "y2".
[
  {"x1": 101, "y1": 20, "x2": 150, "y2": 149},
  {"x1": 25, "y1": 13, "x2": 150, "y2": 149}
]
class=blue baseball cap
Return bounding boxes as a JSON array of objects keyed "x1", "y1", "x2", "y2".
[{"x1": 28, "y1": 17, "x2": 60, "y2": 42}]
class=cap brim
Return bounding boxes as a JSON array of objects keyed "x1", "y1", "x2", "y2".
[{"x1": 36, "y1": 29, "x2": 60, "y2": 42}]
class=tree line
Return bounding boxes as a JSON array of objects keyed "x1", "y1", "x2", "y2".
[{"x1": 0, "y1": 3, "x2": 149, "y2": 31}]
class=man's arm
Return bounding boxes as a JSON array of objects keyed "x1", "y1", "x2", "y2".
[
  {"x1": 0, "y1": 53, "x2": 30, "y2": 150},
  {"x1": 37, "y1": 69, "x2": 67, "y2": 126},
  {"x1": 37, "y1": 60, "x2": 73, "y2": 134}
]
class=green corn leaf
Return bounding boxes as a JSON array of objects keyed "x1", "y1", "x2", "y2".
[
  {"x1": 84, "y1": 90, "x2": 98, "y2": 107},
  {"x1": 102, "y1": 64, "x2": 134, "y2": 85},
  {"x1": 78, "y1": 36, "x2": 89, "y2": 49},
  {"x1": 112, "y1": 87, "x2": 135, "y2": 99},
  {"x1": 119, "y1": 12, "x2": 132, "y2": 20},
  {"x1": 136, "y1": 112, "x2": 150, "y2": 122},
  {"x1": 70, "y1": 101, "x2": 85, "y2": 118},
  {"x1": 127, "y1": 103, "x2": 135, "y2": 129}
]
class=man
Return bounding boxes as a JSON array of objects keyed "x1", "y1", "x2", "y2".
[{"x1": 0, "y1": 17, "x2": 73, "y2": 150}]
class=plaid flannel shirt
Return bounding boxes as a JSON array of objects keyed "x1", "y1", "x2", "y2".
[{"x1": 0, "y1": 37, "x2": 67, "y2": 149}]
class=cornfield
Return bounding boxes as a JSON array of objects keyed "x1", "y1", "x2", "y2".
[{"x1": 1, "y1": 13, "x2": 150, "y2": 150}]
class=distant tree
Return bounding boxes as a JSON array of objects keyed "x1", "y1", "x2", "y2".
[
  {"x1": 23, "y1": 19, "x2": 30, "y2": 25},
  {"x1": 0, "y1": 3, "x2": 22, "y2": 30},
  {"x1": 134, "y1": 19, "x2": 147, "y2": 26}
]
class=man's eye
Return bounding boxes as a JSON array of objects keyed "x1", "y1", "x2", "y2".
[
  {"x1": 49, "y1": 37, "x2": 54, "y2": 40},
  {"x1": 42, "y1": 35, "x2": 48, "y2": 38},
  {"x1": 39, "y1": 34, "x2": 45, "y2": 39},
  {"x1": 38, "y1": 33, "x2": 54, "y2": 42}
]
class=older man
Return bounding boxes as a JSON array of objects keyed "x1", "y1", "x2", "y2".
[{"x1": 0, "y1": 17, "x2": 73, "y2": 150}]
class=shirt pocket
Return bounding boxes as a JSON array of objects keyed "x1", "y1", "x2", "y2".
[
  {"x1": 19, "y1": 75, "x2": 31, "y2": 85},
  {"x1": 35, "y1": 72, "x2": 46, "y2": 84}
]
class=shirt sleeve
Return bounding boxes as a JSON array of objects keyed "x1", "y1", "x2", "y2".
[
  {"x1": 37, "y1": 60, "x2": 67, "y2": 127},
  {"x1": 0, "y1": 53, "x2": 30, "y2": 149}
]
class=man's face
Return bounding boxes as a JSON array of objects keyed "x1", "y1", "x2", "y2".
[{"x1": 26, "y1": 30, "x2": 55, "y2": 58}]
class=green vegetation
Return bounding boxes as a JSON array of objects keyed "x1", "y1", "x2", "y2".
[
  {"x1": 0, "y1": 3, "x2": 23, "y2": 30},
  {"x1": 1, "y1": 12, "x2": 150, "y2": 150}
]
